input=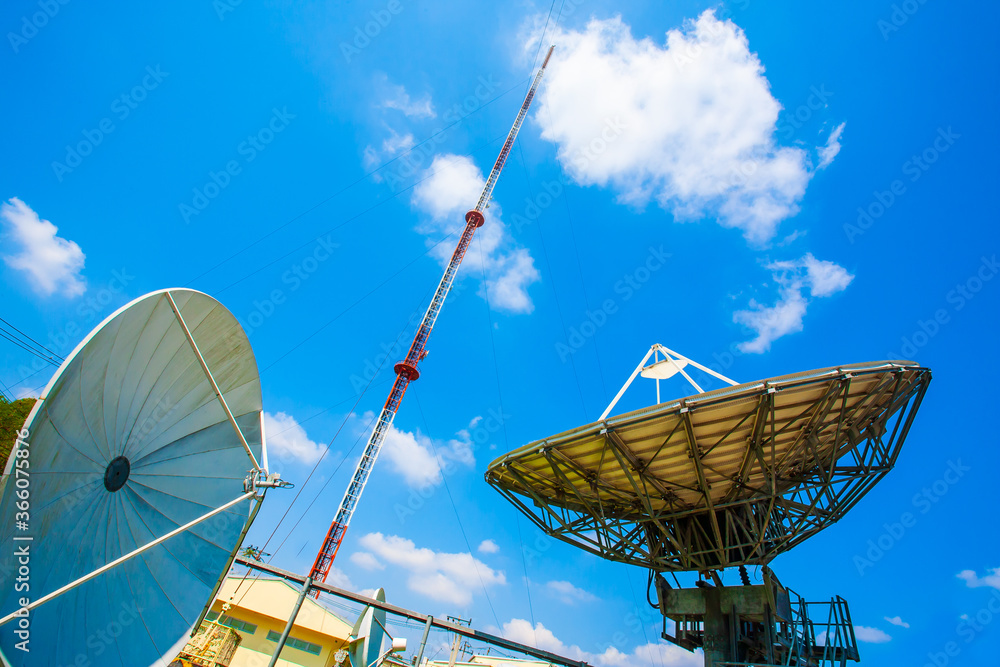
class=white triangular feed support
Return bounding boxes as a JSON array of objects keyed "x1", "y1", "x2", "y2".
[{"x1": 598, "y1": 344, "x2": 739, "y2": 421}]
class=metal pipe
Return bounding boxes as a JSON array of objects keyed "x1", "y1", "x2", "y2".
[
  {"x1": 0, "y1": 491, "x2": 255, "y2": 626},
  {"x1": 236, "y1": 556, "x2": 591, "y2": 667},
  {"x1": 656, "y1": 344, "x2": 739, "y2": 387},
  {"x1": 599, "y1": 346, "x2": 656, "y2": 420},
  {"x1": 193, "y1": 494, "x2": 265, "y2": 634},
  {"x1": 166, "y1": 291, "x2": 262, "y2": 471},
  {"x1": 267, "y1": 576, "x2": 314, "y2": 667},
  {"x1": 414, "y1": 615, "x2": 433, "y2": 666}
]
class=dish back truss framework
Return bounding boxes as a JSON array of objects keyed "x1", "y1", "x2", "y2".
[{"x1": 487, "y1": 345, "x2": 931, "y2": 667}]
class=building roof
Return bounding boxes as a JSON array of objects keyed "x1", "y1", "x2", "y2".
[{"x1": 215, "y1": 576, "x2": 353, "y2": 641}]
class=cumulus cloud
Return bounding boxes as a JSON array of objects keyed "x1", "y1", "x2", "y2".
[
  {"x1": 884, "y1": 616, "x2": 910, "y2": 628},
  {"x1": 546, "y1": 580, "x2": 597, "y2": 604},
  {"x1": 377, "y1": 413, "x2": 476, "y2": 488},
  {"x1": 957, "y1": 567, "x2": 1000, "y2": 590},
  {"x1": 325, "y1": 567, "x2": 355, "y2": 591},
  {"x1": 382, "y1": 82, "x2": 436, "y2": 119},
  {"x1": 478, "y1": 539, "x2": 500, "y2": 554},
  {"x1": 350, "y1": 551, "x2": 385, "y2": 571},
  {"x1": 532, "y1": 11, "x2": 837, "y2": 244},
  {"x1": 264, "y1": 411, "x2": 326, "y2": 465},
  {"x1": 363, "y1": 126, "x2": 417, "y2": 178},
  {"x1": 382, "y1": 128, "x2": 416, "y2": 155},
  {"x1": 818, "y1": 123, "x2": 846, "y2": 169},
  {"x1": 735, "y1": 253, "x2": 853, "y2": 352},
  {"x1": 355, "y1": 533, "x2": 505, "y2": 606},
  {"x1": 1, "y1": 197, "x2": 86, "y2": 297},
  {"x1": 853, "y1": 626, "x2": 892, "y2": 644},
  {"x1": 500, "y1": 619, "x2": 701, "y2": 667},
  {"x1": 412, "y1": 154, "x2": 540, "y2": 313}
]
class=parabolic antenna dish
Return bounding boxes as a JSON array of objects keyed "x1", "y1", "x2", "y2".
[
  {"x1": 350, "y1": 588, "x2": 387, "y2": 667},
  {"x1": 487, "y1": 361, "x2": 931, "y2": 572},
  {"x1": 0, "y1": 288, "x2": 268, "y2": 666}
]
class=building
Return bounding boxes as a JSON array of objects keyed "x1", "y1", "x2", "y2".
[{"x1": 179, "y1": 576, "x2": 354, "y2": 667}]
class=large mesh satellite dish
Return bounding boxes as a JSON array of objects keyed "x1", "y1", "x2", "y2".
[
  {"x1": 0, "y1": 288, "x2": 281, "y2": 666},
  {"x1": 487, "y1": 345, "x2": 931, "y2": 572}
]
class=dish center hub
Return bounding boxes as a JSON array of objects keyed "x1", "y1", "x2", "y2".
[{"x1": 104, "y1": 456, "x2": 131, "y2": 492}]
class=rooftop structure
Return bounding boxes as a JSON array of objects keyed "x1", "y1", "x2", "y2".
[{"x1": 177, "y1": 576, "x2": 353, "y2": 667}]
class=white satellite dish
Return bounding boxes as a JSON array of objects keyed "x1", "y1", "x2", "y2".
[
  {"x1": 0, "y1": 288, "x2": 283, "y2": 667},
  {"x1": 350, "y1": 588, "x2": 388, "y2": 667}
]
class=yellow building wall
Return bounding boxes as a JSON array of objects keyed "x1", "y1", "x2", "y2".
[{"x1": 206, "y1": 601, "x2": 348, "y2": 667}]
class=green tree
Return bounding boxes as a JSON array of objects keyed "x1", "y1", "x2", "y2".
[{"x1": 0, "y1": 396, "x2": 36, "y2": 471}]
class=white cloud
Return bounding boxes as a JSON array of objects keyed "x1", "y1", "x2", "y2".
[
  {"x1": 501, "y1": 619, "x2": 701, "y2": 667},
  {"x1": 383, "y1": 83, "x2": 436, "y2": 119},
  {"x1": 412, "y1": 154, "x2": 540, "y2": 313},
  {"x1": 884, "y1": 616, "x2": 910, "y2": 628},
  {"x1": 533, "y1": 11, "x2": 834, "y2": 245},
  {"x1": 263, "y1": 411, "x2": 325, "y2": 465},
  {"x1": 325, "y1": 566, "x2": 355, "y2": 591},
  {"x1": 957, "y1": 567, "x2": 1000, "y2": 590},
  {"x1": 350, "y1": 551, "x2": 385, "y2": 571},
  {"x1": 363, "y1": 126, "x2": 416, "y2": 180},
  {"x1": 377, "y1": 413, "x2": 475, "y2": 488},
  {"x1": 478, "y1": 539, "x2": 500, "y2": 554},
  {"x1": 362, "y1": 145, "x2": 379, "y2": 170},
  {"x1": 382, "y1": 128, "x2": 416, "y2": 155},
  {"x1": 818, "y1": 123, "x2": 846, "y2": 169},
  {"x1": 734, "y1": 288, "x2": 807, "y2": 354},
  {"x1": 355, "y1": 533, "x2": 505, "y2": 606},
  {"x1": 735, "y1": 253, "x2": 853, "y2": 352},
  {"x1": 853, "y1": 626, "x2": 892, "y2": 644},
  {"x1": 800, "y1": 253, "x2": 854, "y2": 296},
  {"x1": 1, "y1": 197, "x2": 86, "y2": 297},
  {"x1": 546, "y1": 580, "x2": 597, "y2": 604}
]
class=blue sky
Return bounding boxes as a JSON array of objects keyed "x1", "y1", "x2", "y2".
[{"x1": 2, "y1": 0, "x2": 998, "y2": 664}]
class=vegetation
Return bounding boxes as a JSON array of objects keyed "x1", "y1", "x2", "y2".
[{"x1": 0, "y1": 396, "x2": 36, "y2": 471}]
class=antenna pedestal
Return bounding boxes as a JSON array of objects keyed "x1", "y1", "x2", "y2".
[{"x1": 654, "y1": 569, "x2": 859, "y2": 667}]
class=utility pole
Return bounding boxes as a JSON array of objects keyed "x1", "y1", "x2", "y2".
[{"x1": 446, "y1": 616, "x2": 472, "y2": 667}]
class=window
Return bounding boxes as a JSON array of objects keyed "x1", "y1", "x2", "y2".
[
  {"x1": 265, "y1": 630, "x2": 323, "y2": 655},
  {"x1": 206, "y1": 611, "x2": 219, "y2": 622},
  {"x1": 215, "y1": 614, "x2": 257, "y2": 635}
]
